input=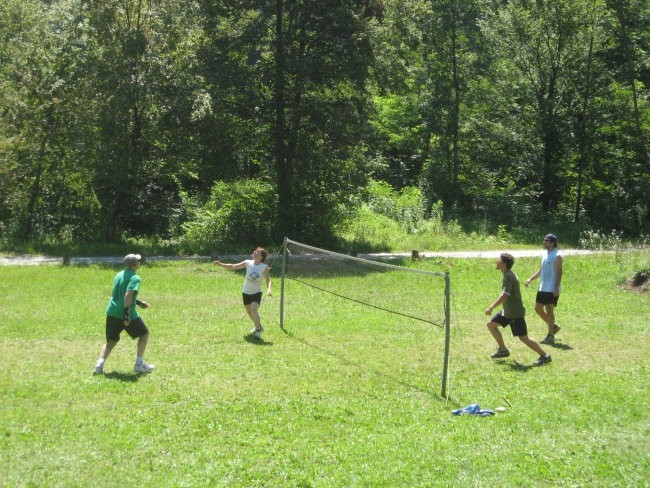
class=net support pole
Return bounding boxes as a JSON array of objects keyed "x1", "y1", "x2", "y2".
[
  {"x1": 441, "y1": 272, "x2": 451, "y2": 398},
  {"x1": 280, "y1": 237, "x2": 288, "y2": 330}
]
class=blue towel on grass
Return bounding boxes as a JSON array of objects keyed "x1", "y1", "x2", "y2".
[{"x1": 452, "y1": 404, "x2": 495, "y2": 416}]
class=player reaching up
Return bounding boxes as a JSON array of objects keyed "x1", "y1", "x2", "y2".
[{"x1": 214, "y1": 247, "x2": 272, "y2": 339}]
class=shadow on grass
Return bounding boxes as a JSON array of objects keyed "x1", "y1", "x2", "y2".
[
  {"x1": 102, "y1": 371, "x2": 142, "y2": 382},
  {"x1": 494, "y1": 359, "x2": 555, "y2": 372},
  {"x1": 546, "y1": 342, "x2": 573, "y2": 351},
  {"x1": 280, "y1": 327, "x2": 445, "y2": 402},
  {"x1": 244, "y1": 334, "x2": 273, "y2": 346},
  {"x1": 508, "y1": 361, "x2": 535, "y2": 372}
]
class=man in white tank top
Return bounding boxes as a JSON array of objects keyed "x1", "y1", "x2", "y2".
[{"x1": 525, "y1": 234, "x2": 563, "y2": 344}]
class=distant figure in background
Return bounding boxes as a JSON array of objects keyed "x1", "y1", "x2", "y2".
[
  {"x1": 525, "y1": 233, "x2": 563, "y2": 344},
  {"x1": 485, "y1": 253, "x2": 551, "y2": 366},
  {"x1": 94, "y1": 254, "x2": 155, "y2": 375},
  {"x1": 214, "y1": 247, "x2": 272, "y2": 340}
]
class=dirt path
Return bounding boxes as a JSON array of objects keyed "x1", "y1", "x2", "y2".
[{"x1": 0, "y1": 249, "x2": 603, "y2": 266}]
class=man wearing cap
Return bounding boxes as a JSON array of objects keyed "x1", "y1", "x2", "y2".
[
  {"x1": 525, "y1": 234, "x2": 563, "y2": 344},
  {"x1": 93, "y1": 253, "x2": 155, "y2": 374}
]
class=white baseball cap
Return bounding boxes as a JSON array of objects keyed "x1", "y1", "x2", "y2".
[{"x1": 123, "y1": 253, "x2": 142, "y2": 266}]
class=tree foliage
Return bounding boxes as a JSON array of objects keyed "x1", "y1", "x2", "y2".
[{"x1": 0, "y1": 0, "x2": 647, "y2": 250}]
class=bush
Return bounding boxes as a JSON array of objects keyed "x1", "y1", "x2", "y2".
[
  {"x1": 365, "y1": 180, "x2": 426, "y2": 233},
  {"x1": 341, "y1": 206, "x2": 403, "y2": 252},
  {"x1": 181, "y1": 180, "x2": 278, "y2": 254},
  {"x1": 578, "y1": 229, "x2": 625, "y2": 250}
]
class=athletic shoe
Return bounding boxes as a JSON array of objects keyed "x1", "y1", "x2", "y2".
[
  {"x1": 93, "y1": 364, "x2": 104, "y2": 375},
  {"x1": 134, "y1": 361, "x2": 155, "y2": 373},
  {"x1": 540, "y1": 335, "x2": 555, "y2": 344},
  {"x1": 553, "y1": 324, "x2": 561, "y2": 335},
  {"x1": 251, "y1": 329, "x2": 262, "y2": 339},
  {"x1": 533, "y1": 354, "x2": 552, "y2": 366},
  {"x1": 490, "y1": 349, "x2": 510, "y2": 358}
]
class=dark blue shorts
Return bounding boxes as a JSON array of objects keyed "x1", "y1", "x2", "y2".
[
  {"x1": 490, "y1": 313, "x2": 528, "y2": 337},
  {"x1": 536, "y1": 291, "x2": 559, "y2": 306},
  {"x1": 242, "y1": 292, "x2": 263, "y2": 305},
  {"x1": 106, "y1": 315, "x2": 149, "y2": 342}
]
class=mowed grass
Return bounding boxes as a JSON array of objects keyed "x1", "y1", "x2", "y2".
[{"x1": 0, "y1": 251, "x2": 648, "y2": 487}]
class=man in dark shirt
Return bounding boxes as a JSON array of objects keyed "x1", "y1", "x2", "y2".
[{"x1": 485, "y1": 253, "x2": 551, "y2": 366}]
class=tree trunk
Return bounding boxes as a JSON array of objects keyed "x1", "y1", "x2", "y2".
[
  {"x1": 540, "y1": 66, "x2": 560, "y2": 212},
  {"x1": 574, "y1": 34, "x2": 594, "y2": 223}
]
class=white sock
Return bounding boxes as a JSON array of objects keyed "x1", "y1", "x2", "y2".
[
  {"x1": 96, "y1": 358, "x2": 105, "y2": 366},
  {"x1": 136, "y1": 356, "x2": 143, "y2": 364}
]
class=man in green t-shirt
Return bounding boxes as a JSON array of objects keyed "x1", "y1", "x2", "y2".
[
  {"x1": 484, "y1": 253, "x2": 551, "y2": 366},
  {"x1": 93, "y1": 253, "x2": 155, "y2": 375}
]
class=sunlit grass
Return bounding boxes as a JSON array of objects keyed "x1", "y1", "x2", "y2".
[{"x1": 0, "y1": 251, "x2": 648, "y2": 487}]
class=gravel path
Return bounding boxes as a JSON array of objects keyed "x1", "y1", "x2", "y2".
[{"x1": 0, "y1": 249, "x2": 600, "y2": 266}]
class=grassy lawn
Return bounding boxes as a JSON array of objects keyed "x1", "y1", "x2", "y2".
[{"x1": 0, "y1": 251, "x2": 648, "y2": 487}]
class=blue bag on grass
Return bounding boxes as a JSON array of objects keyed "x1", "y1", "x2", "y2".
[{"x1": 452, "y1": 404, "x2": 495, "y2": 416}]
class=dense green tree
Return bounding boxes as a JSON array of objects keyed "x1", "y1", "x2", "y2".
[
  {"x1": 420, "y1": 0, "x2": 487, "y2": 210},
  {"x1": 606, "y1": 0, "x2": 649, "y2": 171},
  {"x1": 198, "y1": 0, "x2": 381, "y2": 245},
  {"x1": 0, "y1": 0, "x2": 101, "y2": 242},
  {"x1": 480, "y1": 0, "x2": 615, "y2": 216},
  {"x1": 0, "y1": 0, "x2": 647, "y2": 248},
  {"x1": 366, "y1": 0, "x2": 430, "y2": 189},
  {"x1": 269, "y1": 0, "x2": 384, "y2": 244},
  {"x1": 83, "y1": 1, "x2": 178, "y2": 240}
]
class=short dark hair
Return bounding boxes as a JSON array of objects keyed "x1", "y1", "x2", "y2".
[{"x1": 500, "y1": 253, "x2": 515, "y2": 269}]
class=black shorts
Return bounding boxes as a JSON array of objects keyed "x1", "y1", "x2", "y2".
[
  {"x1": 491, "y1": 313, "x2": 528, "y2": 337},
  {"x1": 536, "y1": 291, "x2": 559, "y2": 306},
  {"x1": 242, "y1": 292, "x2": 263, "y2": 306},
  {"x1": 106, "y1": 315, "x2": 149, "y2": 342}
]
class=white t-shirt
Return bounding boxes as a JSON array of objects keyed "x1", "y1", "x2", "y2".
[{"x1": 242, "y1": 260, "x2": 268, "y2": 294}]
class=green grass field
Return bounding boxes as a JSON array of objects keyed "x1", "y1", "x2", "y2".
[{"x1": 1, "y1": 251, "x2": 648, "y2": 487}]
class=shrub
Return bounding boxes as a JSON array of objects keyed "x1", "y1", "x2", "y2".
[
  {"x1": 365, "y1": 180, "x2": 426, "y2": 233},
  {"x1": 578, "y1": 229, "x2": 624, "y2": 250},
  {"x1": 181, "y1": 180, "x2": 277, "y2": 254}
]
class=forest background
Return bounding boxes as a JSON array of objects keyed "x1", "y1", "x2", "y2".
[{"x1": 1, "y1": 0, "x2": 648, "y2": 255}]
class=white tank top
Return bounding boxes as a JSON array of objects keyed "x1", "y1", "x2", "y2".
[{"x1": 539, "y1": 248, "x2": 561, "y2": 293}]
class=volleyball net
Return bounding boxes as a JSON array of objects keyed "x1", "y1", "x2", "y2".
[{"x1": 278, "y1": 238, "x2": 451, "y2": 397}]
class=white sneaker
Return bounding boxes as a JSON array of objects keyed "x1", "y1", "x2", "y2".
[
  {"x1": 93, "y1": 364, "x2": 104, "y2": 375},
  {"x1": 251, "y1": 329, "x2": 262, "y2": 339},
  {"x1": 134, "y1": 361, "x2": 155, "y2": 373}
]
